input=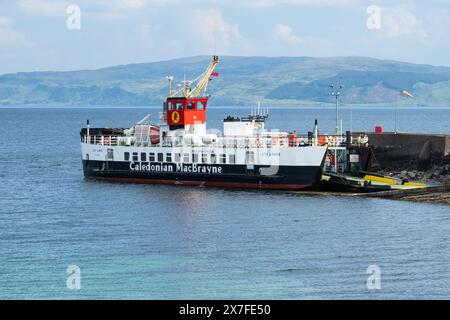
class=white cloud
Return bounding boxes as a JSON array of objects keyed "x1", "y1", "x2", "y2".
[
  {"x1": 191, "y1": 9, "x2": 242, "y2": 49},
  {"x1": 18, "y1": 0, "x2": 69, "y2": 17},
  {"x1": 239, "y1": 0, "x2": 354, "y2": 8},
  {"x1": 0, "y1": 16, "x2": 31, "y2": 47},
  {"x1": 16, "y1": 0, "x2": 356, "y2": 20},
  {"x1": 381, "y1": 10, "x2": 428, "y2": 39},
  {"x1": 17, "y1": 0, "x2": 152, "y2": 18},
  {"x1": 273, "y1": 24, "x2": 304, "y2": 45},
  {"x1": 120, "y1": 0, "x2": 147, "y2": 8}
]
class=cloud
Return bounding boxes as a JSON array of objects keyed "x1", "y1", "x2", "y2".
[
  {"x1": 239, "y1": 0, "x2": 354, "y2": 8},
  {"x1": 273, "y1": 24, "x2": 304, "y2": 45},
  {"x1": 18, "y1": 0, "x2": 69, "y2": 17},
  {"x1": 0, "y1": 16, "x2": 31, "y2": 47},
  {"x1": 17, "y1": 0, "x2": 152, "y2": 18},
  {"x1": 120, "y1": 0, "x2": 148, "y2": 8},
  {"x1": 380, "y1": 9, "x2": 428, "y2": 39},
  {"x1": 191, "y1": 9, "x2": 242, "y2": 49}
]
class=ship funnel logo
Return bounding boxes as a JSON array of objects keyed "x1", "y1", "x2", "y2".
[{"x1": 172, "y1": 111, "x2": 180, "y2": 124}]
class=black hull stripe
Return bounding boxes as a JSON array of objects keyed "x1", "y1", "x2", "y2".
[{"x1": 82, "y1": 160, "x2": 323, "y2": 190}]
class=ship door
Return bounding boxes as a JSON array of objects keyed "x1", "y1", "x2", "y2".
[
  {"x1": 106, "y1": 148, "x2": 114, "y2": 161},
  {"x1": 245, "y1": 151, "x2": 255, "y2": 172},
  {"x1": 105, "y1": 148, "x2": 114, "y2": 170}
]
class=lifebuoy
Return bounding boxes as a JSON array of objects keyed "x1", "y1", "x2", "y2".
[{"x1": 318, "y1": 135, "x2": 327, "y2": 145}]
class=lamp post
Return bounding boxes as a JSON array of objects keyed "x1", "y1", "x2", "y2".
[
  {"x1": 330, "y1": 84, "x2": 343, "y2": 136},
  {"x1": 166, "y1": 76, "x2": 173, "y2": 97}
]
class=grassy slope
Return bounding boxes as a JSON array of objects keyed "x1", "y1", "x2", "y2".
[{"x1": 1, "y1": 56, "x2": 450, "y2": 106}]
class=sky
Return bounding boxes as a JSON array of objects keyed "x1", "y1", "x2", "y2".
[{"x1": 1, "y1": 0, "x2": 450, "y2": 74}]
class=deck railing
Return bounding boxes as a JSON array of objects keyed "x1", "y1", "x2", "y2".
[{"x1": 82, "y1": 134, "x2": 347, "y2": 149}]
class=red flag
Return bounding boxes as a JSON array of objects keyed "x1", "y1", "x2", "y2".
[{"x1": 211, "y1": 72, "x2": 219, "y2": 77}]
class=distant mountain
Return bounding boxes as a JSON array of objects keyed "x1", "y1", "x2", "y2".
[{"x1": 1, "y1": 56, "x2": 450, "y2": 106}]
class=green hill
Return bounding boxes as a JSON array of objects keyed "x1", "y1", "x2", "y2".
[{"x1": 1, "y1": 56, "x2": 450, "y2": 106}]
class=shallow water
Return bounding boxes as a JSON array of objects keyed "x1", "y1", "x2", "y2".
[{"x1": 0, "y1": 106, "x2": 449, "y2": 299}]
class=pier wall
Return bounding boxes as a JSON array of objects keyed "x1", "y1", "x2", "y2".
[{"x1": 352, "y1": 132, "x2": 450, "y2": 169}]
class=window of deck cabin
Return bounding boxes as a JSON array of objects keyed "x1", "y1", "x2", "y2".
[
  {"x1": 132, "y1": 152, "x2": 138, "y2": 161},
  {"x1": 197, "y1": 101, "x2": 205, "y2": 110},
  {"x1": 157, "y1": 153, "x2": 164, "y2": 162},
  {"x1": 141, "y1": 152, "x2": 147, "y2": 162},
  {"x1": 175, "y1": 153, "x2": 181, "y2": 163},
  {"x1": 229, "y1": 154, "x2": 236, "y2": 164},
  {"x1": 187, "y1": 102, "x2": 195, "y2": 110},
  {"x1": 183, "y1": 153, "x2": 190, "y2": 163},
  {"x1": 124, "y1": 152, "x2": 130, "y2": 161},
  {"x1": 245, "y1": 151, "x2": 254, "y2": 164},
  {"x1": 168, "y1": 102, "x2": 175, "y2": 110},
  {"x1": 166, "y1": 153, "x2": 172, "y2": 162},
  {"x1": 176, "y1": 102, "x2": 184, "y2": 110},
  {"x1": 192, "y1": 154, "x2": 199, "y2": 163},
  {"x1": 202, "y1": 154, "x2": 208, "y2": 164},
  {"x1": 220, "y1": 154, "x2": 226, "y2": 164},
  {"x1": 211, "y1": 154, "x2": 217, "y2": 164},
  {"x1": 149, "y1": 153, "x2": 155, "y2": 162}
]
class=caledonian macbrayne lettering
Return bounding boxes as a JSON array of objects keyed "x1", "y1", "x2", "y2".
[{"x1": 129, "y1": 162, "x2": 223, "y2": 174}]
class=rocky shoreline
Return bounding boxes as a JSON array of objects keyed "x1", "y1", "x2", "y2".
[
  {"x1": 375, "y1": 154, "x2": 450, "y2": 184},
  {"x1": 372, "y1": 155, "x2": 450, "y2": 205},
  {"x1": 398, "y1": 192, "x2": 450, "y2": 205}
]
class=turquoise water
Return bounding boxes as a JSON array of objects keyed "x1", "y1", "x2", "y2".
[{"x1": 0, "y1": 106, "x2": 450, "y2": 299}]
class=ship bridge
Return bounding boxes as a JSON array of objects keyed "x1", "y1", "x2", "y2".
[
  {"x1": 162, "y1": 55, "x2": 219, "y2": 132},
  {"x1": 165, "y1": 97, "x2": 208, "y2": 128}
]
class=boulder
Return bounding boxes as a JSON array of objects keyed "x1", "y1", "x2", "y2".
[{"x1": 399, "y1": 170, "x2": 408, "y2": 179}]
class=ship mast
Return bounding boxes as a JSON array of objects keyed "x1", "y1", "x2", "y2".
[{"x1": 168, "y1": 56, "x2": 219, "y2": 98}]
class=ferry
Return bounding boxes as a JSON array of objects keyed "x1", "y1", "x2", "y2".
[{"x1": 80, "y1": 56, "x2": 328, "y2": 190}]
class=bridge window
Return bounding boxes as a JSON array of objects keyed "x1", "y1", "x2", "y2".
[
  {"x1": 197, "y1": 101, "x2": 205, "y2": 110},
  {"x1": 168, "y1": 102, "x2": 175, "y2": 111},
  {"x1": 132, "y1": 152, "x2": 138, "y2": 161},
  {"x1": 176, "y1": 102, "x2": 184, "y2": 110},
  {"x1": 157, "y1": 153, "x2": 164, "y2": 162},
  {"x1": 187, "y1": 102, "x2": 195, "y2": 110},
  {"x1": 124, "y1": 152, "x2": 130, "y2": 161},
  {"x1": 149, "y1": 153, "x2": 155, "y2": 162},
  {"x1": 166, "y1": 153, "x2": 172, "y2": 162},
  {"x1": 141, "y1": 152, "x2": 147, "y2": 162},
  {"x1": 229, "y1": 154, "x2": 236, "y2": 164}
]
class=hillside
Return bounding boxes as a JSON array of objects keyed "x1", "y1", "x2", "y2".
[{"x1": 1, "y1": 56, "x2": 450, "y2": 106}]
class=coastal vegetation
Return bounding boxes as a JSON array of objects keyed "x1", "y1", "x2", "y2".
[{"x1": 1, "y1": 56, "x2": 450, "y2": 107}]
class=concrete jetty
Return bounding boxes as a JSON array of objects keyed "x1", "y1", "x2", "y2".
[
  {"x1": 348, "y1": 132, "x2": 450, "y2": 204},
  {"x1": 351, "y1": 132, "x2": 450, "y2": 182}
]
